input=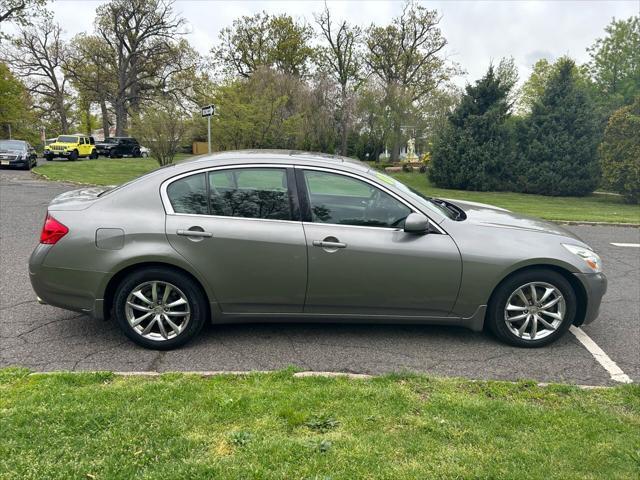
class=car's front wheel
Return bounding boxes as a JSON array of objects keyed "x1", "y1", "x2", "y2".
[
  {"x1": 487, "y1": 269, "x2": 576, "y2": 347},
  {"x1": 113, "y1": 268, "x2": 207, "y2": 350}
]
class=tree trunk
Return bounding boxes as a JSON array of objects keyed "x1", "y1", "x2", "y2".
[
  {"x1": 340, "y1": 87, "x2": 348, "y2": 156},
  {"x1": 390, "y1": 123, "x2": 401, "y2": 162},
  {"x1": 100, "y1": 100, "x2": 110, "y2": 139},
  {"x1": 115, "y1": 98, "x2": 127, "y2": 136},
  {"x1": 57, "y1": 94, "x2": 68, "y2": 134}
]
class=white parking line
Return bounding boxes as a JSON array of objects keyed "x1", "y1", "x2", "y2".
[
  {"x1": 570, "y1": 326, "x2": 633, "y2": 383},
  {"x1": 610, "y1": 243, "x2": 640, "y2": 247}
]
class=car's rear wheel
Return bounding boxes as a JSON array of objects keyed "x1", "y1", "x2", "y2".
[
  {"x1": 113, "y1": 268, "x2": 207, "y2": 350},
  {"x1": 487, "y1": 269, "x2": 576, "y2": 347},
  {"x1": 90, "y1": 149, "x2": 98, "y2": 159}
]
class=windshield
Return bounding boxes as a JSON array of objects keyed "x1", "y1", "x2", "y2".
[
  {"x1": 57, "y1": 136, "x2": 79, "y2": 143},
  {"x1": 0, "y1": 140, "x2": 26, "y2": 151},
  {"x1": 102, "y1": 138, "x2": 119, "y2": 144},
  {"x1": 369, "y1": 170, "x2": 458, "y2": 219}
]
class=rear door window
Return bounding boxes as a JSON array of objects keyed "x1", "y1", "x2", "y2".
[{"x1": 209, "y1": 168, "x2": 292, "y2": 220}]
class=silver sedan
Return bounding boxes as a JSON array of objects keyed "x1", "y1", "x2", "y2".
[{"x1": 29, "y1": 151, "x2": 607, "y2": 349}]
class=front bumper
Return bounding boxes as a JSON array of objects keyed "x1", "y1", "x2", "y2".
[
  {"x1": 44, "y1": 150, "x2": 74, "y2": 158},
  {"x1": 573, "y1": 272, "x2": 607, "y2": 325}
]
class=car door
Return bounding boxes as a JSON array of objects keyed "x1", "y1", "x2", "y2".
[
  {"x1": 164, "y1": 166, "x2": 308, "y2": 314},
  {"x1": 298, "y1": 167, "x2": 462, "y2": 317}
]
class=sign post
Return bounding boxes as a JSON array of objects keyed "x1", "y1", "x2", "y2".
[{"x1": 201, "y1": 104, "x2": 215, "y2": 154}]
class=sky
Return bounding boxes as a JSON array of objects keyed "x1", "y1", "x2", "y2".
[{"x1": 4, "y1": 0, "x2": 639, "y2": 87}]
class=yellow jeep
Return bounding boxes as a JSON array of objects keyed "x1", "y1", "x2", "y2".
[{"x1": 44, "y1": 134, "x2": 98, "y2": 161}]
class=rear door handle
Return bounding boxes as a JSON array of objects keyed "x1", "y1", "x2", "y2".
[
  {"x1": 177, "y1": 229, "x2": 213, "y2": 238},
  {"x1": 312, "y1": 240, "x2": 347, "y2": 249}
]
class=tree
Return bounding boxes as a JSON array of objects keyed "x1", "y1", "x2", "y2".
[
  {"x1": 517, "y1": 59, "x2": 601, "y2": 196},
  {"x1": 1, "y1": 18, "x2": 70, "y2": 133},
  {"x1": 429, "y1": 65, "x2": 515, "y2": 191},
  {"x1": 95, "y1": 0, "x2": 192, "y2": 135},
  {"x1": 587, "y1": 16, "x2": 640, "y2": 109},
  {"x1": 365, "y1": 1, "x2": 457, "y2": 161},
  {"x1": 64, "y1": 34, "x2": 116, "y2": 138},
  {"x1": 210, "y1": 68, "x2": 304, "y2": 150},
  {"x1": 0, "y1": 61, "x2": 36, "y2": 140},
  {"x1": 0, "y1": 0, "x2": 46, "y2": 28},
  {"x1": 599, "y1": 98, "x2": 640, "y2": 203},
  {"x1": 315, "y1": 5, "x2": 362, "y2": 155},
  {"x1": 131, "y1": 101, "x2": 186, "y2": 166},
  {"x1": 214, "y1": 12, "x2": 314, "y2": 78}
]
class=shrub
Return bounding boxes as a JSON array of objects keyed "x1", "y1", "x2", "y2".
[{"x1": 599, "y1": 98, "x2": 640, "y2": 203}]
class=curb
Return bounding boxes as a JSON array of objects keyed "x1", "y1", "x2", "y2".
[
  {"x1": 28, "y1": 370, "x2": 613, "y2": 389},
  {"x1": 555, "y1": 220, "x2": 639, "y2": 227}
]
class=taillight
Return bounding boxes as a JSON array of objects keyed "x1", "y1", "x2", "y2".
[{"x1": 40, "y1": 213, "x2": 68, "y2": 244}]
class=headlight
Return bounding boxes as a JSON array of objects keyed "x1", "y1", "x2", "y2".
[{"x1": 562, "y1": 244, "x2": 602, "y2": 273}]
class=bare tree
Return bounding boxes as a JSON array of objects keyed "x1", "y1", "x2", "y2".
[
  {"x1": 95, "y1": 0, "x2": 190, "y2": 135},
  {"x1": 315, "y1": 4, "x2": 362, "y2": 155},
  {"x1": 2, "y1": 19, "x2": 70, "y2": 132}
]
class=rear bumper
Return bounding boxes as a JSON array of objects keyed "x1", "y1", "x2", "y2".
[
  {"x1": 573, "y1": 272, "x2": 607, "y2": 325},
  {"x1": 29, "y1": 244, "x2": 106, "y2": 319}
]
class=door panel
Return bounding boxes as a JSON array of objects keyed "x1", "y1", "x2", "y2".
[
  {"x1": 298, "y1": 168, "x2": 462, "y2": 317},
  {"x1": 303, "y1": 223, "x2": 461, "y2": 316},
  {"x1": 163, "y1": 166, "x2": 307, "y2": 314},
  {"x1": 166, "y1": 215, "x2": 307, "y2": 313}
]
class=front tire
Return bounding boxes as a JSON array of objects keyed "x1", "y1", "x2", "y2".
[
  {"x1": 69, "y1": 150, "x2": 78, "y2": 161},
  {"x1": 487, "y1": 269, "x2": 576, "y2": 347},
  {"x1": 113, "y1": 268, "x2": 207, "y2": 350}
]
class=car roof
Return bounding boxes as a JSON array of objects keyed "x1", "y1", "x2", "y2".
[{"x1": 185, "y1": 149, "x2": 370, "y2": 173}]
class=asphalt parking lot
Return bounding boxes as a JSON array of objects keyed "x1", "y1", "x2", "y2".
[{"x1": 1, "y1": 165, "x2": 638, "y2": 385}]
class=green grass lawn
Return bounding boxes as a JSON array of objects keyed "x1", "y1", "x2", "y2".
[
  {"x1": 1, "y1": 368, "x2": 638, "y2": 479},
  {"x1": 391, "y1": 172, "x2": 640, "y2": 224},
  {"x1": 33, "y1": 153, "x2": 195, "y2": 186}
]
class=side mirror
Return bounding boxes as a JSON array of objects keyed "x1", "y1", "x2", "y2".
[{"x1": 404, "y1": 213, "x2": 429, "y2": 234}]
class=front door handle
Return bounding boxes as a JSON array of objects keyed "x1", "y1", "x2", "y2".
[
  {"x1": 177, "y1": 229, "x2": 213, "y2": 238},
  {"x1": 312, "y1": 240, "x2": 347, "y2": 248}
]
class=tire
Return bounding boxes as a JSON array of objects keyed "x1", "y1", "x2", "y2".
[
  {"x1": 132, "y1": 148, "x2": 141, "y2": 158},
  {"x1": 45, "y1": 155, "x2": 53, "y2": 162},
  {"x1": 142, "y1": 152, "x2": 148, "y2": 158},
  {"x1": 113, "y1": 267, "x2": 207, "y2": 350},
  {"x1": 90, "y1": 149, "x2": 98, "y2": 159},
  {"x1": 109, "y1": 150, "x2": 117, "y2": 159},
  {"x1": 69, "y1": 150, "x2": 78, "y2": 161},
  {"x1": 486, "y1": 268, "x2": 576, "y2": 348}
]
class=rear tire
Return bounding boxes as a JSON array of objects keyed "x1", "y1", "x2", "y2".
[
  {"x1": 90, "y1": 149, "x2": 98, "y2": 159},
  {"x1": 487, "y1": 268, "x2": 576, "y2": 348},
  {"x1": 113, "y1": 267, "x2": 207, "y2": 350}
]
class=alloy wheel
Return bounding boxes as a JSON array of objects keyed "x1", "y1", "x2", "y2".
[
  {"x1": 503, "y1": 281, "x2": 565, "y2": 341},
  {"x1": 125, "y1": 281, "x2": 191, "y2": 341}
]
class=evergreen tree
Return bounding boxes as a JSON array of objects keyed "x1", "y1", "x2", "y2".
[
  {"x1": 517, "y1": 59, "x2": 601, "y2": 196},
  {"x1": 429, "y1": 65, "x2": 514, "y2": 191}
]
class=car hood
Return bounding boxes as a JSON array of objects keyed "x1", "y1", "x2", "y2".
[
  {"x1": 49, "y1": 187, "x2": 111, "y2": 211},
  {"x1": 443, "y1": 198, "x2": 584, "y2": 241}
]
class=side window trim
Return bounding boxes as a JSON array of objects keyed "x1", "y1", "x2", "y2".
[{"x1": 162, "y1": 164, "x2": 301, "y2": 223}]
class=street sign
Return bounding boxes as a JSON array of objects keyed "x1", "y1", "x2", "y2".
[{"x1": 201, "y1": 104, "x2": 215, "y2": 117}]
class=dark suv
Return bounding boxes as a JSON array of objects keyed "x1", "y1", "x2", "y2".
[{"x1": 95, "y1": 137, "x2": 141, "y2": 158}]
